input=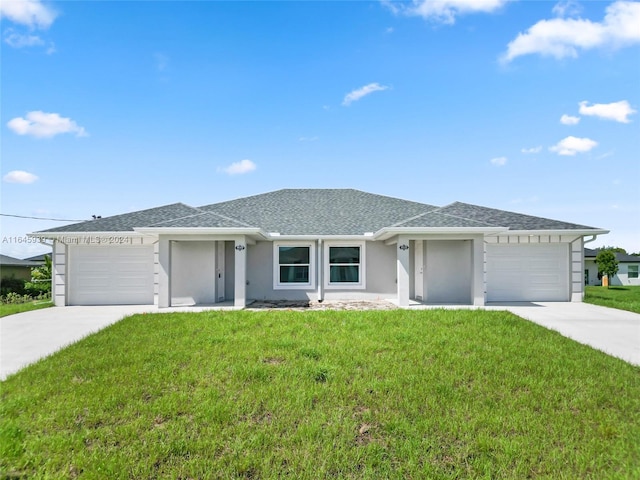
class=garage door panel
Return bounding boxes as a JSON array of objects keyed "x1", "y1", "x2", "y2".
[
  {"x1": 487, "y1": 244, "x2": 569, "y2": 302},
  {"x1": 69, "y1": 246, "x2": 154, "y2": 305}
]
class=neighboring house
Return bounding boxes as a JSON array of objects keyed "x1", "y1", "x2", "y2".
[
  {"x1": 30, "y1": 189, "x2": 608, "y2": 308},
  {"x1": 0, "y1": 254, "x2": 45, "y2": 282},
  {"x1": 584, "y1": 248, "x2": 640, "y2": 287}
]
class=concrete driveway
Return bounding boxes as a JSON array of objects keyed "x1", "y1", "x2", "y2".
[
  {"x1": 498, "y1": 302, "x2": 640, "y2": 366},
  {"x1": 0, "y1": 305, "x2": 158, "y2": 380},
  {"x1": 1, "y1": 302, "x2": 638, "y2": 380}
]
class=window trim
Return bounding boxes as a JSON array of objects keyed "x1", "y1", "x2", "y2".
[
  {"x1": 628, "y1": 264, "x2": 639, "y2": 279},
  {"x1": 273, "y1": 242, "x2": 316, "y2": 290},
  {"x1": 324, "y1": 241, "x2": 366, "y2": 290}
]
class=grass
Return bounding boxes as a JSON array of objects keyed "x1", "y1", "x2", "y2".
[
  {"x1": 585, "y1": 286, "x2": 640, "y2": 314},
  {"x1": 1, "y1": 309, "x2": 639, "y2": 479},
  {"x1": 0, "y1": 299, "x2": 53, "y2": 318}
]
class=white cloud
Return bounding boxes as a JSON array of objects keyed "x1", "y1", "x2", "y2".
[
  {"x1": 490, "y1": 156, "x2": 507, "y2": 166},
  {"x1": 579, "y1": 100, "x2": 636, "y2": 123},
  {"x1": 342, "y1": 83, "x2": 389, "y2": 106},
  {"x1": 560, "y1": 114, "x2": 580, "y2": 125},
  {"x1": 219, "y1": 159, "x2": 256, "y2": 175},
  {"x1": 4, "y1": 29, "x2": 43, "y2": 47},
  {"x1": 385, "y1": 0, "x2": 510, "y2": 24},
  {"x1": 0, "y1": 0, "x2": 57, "y2": 29},
  {"x1": 521, "y1": 146, "x2": 542, "y2": 154},
  {"x1": 3, "y1": 170, "x2": 39, "y2": 184},
  {"x1": 501, "y1": 1, "x2": 640, "y2": 63},
  {"x1": 7, "y1": 111, "x2": 88, "y2": 138},
  {"x1": 552, "y1": 0, "x2": 582, "y2": 18},
  {"x1": 549, "y1": 136, "x2": 598, "y2": 156}
]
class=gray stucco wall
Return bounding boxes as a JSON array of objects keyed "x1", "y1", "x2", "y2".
[
  {"x1": 246, "y1": 240, "x2": 397, "y2": 301},
  {"x1": 224, "y1": 241, "x2": 235, "y2": 300},
  {"x1": 171, "y1": 241, "x2": 216, "y2": 305}
]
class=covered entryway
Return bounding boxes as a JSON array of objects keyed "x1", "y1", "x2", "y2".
[
  {"x1": 68, "y1": 245, "x2": 154, "y2": 305},
  {"x1": 170, "y1": 241, "x2": 227, "y2": 306},
  {"x1": 423, "y1": 240, "x2": 473, "y2": 304},
  {"x1": 486, "y1": 244, "x2": 570, "y2": 302}
]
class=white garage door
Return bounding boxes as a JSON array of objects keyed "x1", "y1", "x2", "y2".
[
  {"x1": 69, "y1": 246, "x2": 154, "y2": 305},
  {"x1": 486, "y1": 244, "x2": 569, "y2": 302}
]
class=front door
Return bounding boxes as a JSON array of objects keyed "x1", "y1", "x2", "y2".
[{"x1": 414, "y1": 240, "x2": 424, "y2": 301}]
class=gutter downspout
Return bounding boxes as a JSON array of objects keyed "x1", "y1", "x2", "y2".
[{"x1": 583, "y1": 235, "x2": 598, "y2": 245}]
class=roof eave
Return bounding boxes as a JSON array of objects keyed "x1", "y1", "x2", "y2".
[
  {"x1": 28, "y1": 231, "x2": 142, "y2": 239},
  {"x1": 133, "y1": 227, "x2": 267, "y2": 238},
  {"x1": 503, "y1": 229, "x2": 610, "y2": 237},
  {"x1": 373, "y1": 227, "x2": 508, "y2": 241}
]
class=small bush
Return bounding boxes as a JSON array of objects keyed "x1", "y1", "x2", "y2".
[
  {"x1": 24, "y1": 281, "x2": 51, "y2": 297},
  {"x1": 0, "y1": 277, "x2": 26, "y2": 296},
  {"x1": 0, "y1": 291, "x2": 50, "y2": 305}
]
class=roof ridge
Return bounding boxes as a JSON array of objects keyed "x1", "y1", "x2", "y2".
[
  {"x1": 147, "y1": 209, "x2": 254, "y2": 228},
  {"x1": 388, "y1": 209, "x2": 438, "y2": 227},
  {"x1": 430, "y1": 204, "x2": 497, "y2": 227}
]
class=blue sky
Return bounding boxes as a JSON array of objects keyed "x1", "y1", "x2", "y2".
[{"x1": 1, "y1": 0, "x2": 639, "y2": 258}]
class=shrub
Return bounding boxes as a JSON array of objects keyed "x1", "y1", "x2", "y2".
[{"x1": 0, "y1": 277, "x2": 26, "y2": 296}]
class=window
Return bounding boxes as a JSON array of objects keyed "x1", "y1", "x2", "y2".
[
  {"x1": 325, "y1": 242, "x2": 365, "y2": 289},
  {"x1": 274, "y1": 243, "x2": 315, "y2": 289},
  {"x1": 629, "y1": 265, "x2": 639, "y2": 279}
]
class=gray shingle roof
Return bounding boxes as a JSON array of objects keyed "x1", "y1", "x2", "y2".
[
  {"x1": 584, "y1": 248, "x2": 639, "y2": 262},
  {"x1": 199, "y1": 189, "x2": 438, "y2": 235},
  {"x1": 34, "y1": 190, "x2": 603, "y2": 235},
  {"x1": 391, "y1": 211, "x2": 495, "y2": 228},
  {"x1": 37, "y1": 203, "x2": 201, "y2": 233},
  {"x1": 0, "y1": 254, "x2": 43, "y2": 266},
  {"x1": 146, "y1": 211, "x2": 253, "y2": 229},
  {"x1": 437, "y1": 202, "x2": 596, "y2": 231}
]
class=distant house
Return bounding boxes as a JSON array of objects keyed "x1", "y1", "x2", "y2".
[
  {"x1": 584, "y1": 248, "x2": 640, "y2": 286},
  {"x1": 0, "y1": 254, "x2": 45, "y2": 282},
  {"x1": 30, "y1": 189, "x2": 608, "y2": 308}
]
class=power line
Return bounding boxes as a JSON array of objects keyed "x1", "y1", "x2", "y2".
[{"x1": 0, "y1": 213, "x2": 87, "y2": 222}]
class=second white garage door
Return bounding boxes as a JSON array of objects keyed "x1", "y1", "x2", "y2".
[
  {"x1": 69, "y1": 246, "x2": 154, "y2": 305},
  {"x1": 486, "y1": 244, "x2": 569, "y2": 302}
]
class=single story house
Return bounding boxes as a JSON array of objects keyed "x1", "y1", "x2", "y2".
[
  {"x1": 30, "y1": 189, "x2": 608, "y2": 308},
  {"x1": 584, "y1": 248, "x2": 640, "y2": 286},
  {"x1": 0, "y1": 254, "x2": 45, "y2": 282}
]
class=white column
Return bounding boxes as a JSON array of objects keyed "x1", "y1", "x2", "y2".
[
  {"x1": 53, "y1": 241, "x2": 67, "y2": 307},
  {"x1": 472, "y1": 236, "x2": 485, "y2": 306},
  {"x1": 571, "y1": 237, "x2": 584, "y2": 302},
  {"x1": 317, "y1": 239, "x2": 323, "y2": 302},
  {"x1": 158, "y1": 237, "x2": 171, "y2": 308},
  {"x1": 397, "y1": 236, "x2": 410, "y2": 307},
  {"x1": 234, "y1": 236, "x2": 247, "y2": 308}
]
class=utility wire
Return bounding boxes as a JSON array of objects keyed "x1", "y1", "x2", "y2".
[{"x1": 0, "y1": 213, "x2": 87, "y2": 222}]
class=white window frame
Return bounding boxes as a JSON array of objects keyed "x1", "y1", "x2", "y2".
[
  {"x1": 628, "y1": 265, "x2": 639, "y2": 279},
  {"x1": 324, "y1": 241, "x2": 366, "y2": 290},
  {"x1": 273, "y1": 242, "x2": 316, "y2": 290}
]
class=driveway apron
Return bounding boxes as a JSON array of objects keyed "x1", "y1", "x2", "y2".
[
  {"x1": 502, "y1": 302, "x2": 640, "y2": 366},
  {"x1": 0, "y1": 306, "x2": 156, "y2": 380}
]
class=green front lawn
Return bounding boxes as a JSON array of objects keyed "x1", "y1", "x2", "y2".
[
  {"x1": 2, "y1": 310, "x2": 638, "y2": 478},
  {"x1": 585, "y1": 285, "x2": 640, "y2": 314},
  {"x1": 0, "y1": 299, "x2": 53, "y2": 318}
]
